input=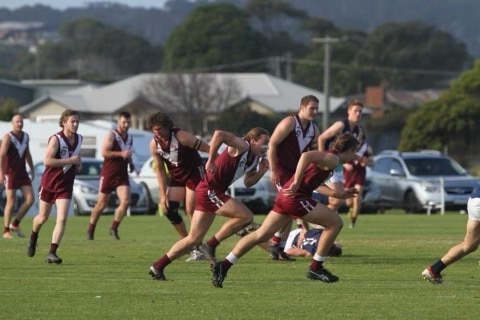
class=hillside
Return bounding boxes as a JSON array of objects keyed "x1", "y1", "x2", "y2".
[{"x1": 0, "y1": 0, "x2": 478, "y2": 57}]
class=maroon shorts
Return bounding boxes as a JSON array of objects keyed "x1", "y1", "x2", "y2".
[
  {"x1": 5, "y1": 173, "x2": 31, "y2": 190},
  {"x1": 39, "y1": 187, "x2": 72, "y2": 203},
  {"x1": 99, "y1": 175, "x2": 129, "y2": 194},
  {"x1": 194, "y1": 186, "x2": 232, "y2": 213},
  {"x1": 170, "y1": 170, "x2": 202, "y2": 191},
  {"x1": 343, "y1": 166, "x2": 366, "y2": 188},
  {"x1": 272, "y1": 192, "x2": 319, "y2": 218}
]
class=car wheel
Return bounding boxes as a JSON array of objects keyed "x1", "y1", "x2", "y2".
[
  {"x1": 141, "y1": 183, "x2": 157, "y2": 215},
  {"x1": 73, "y1": 198, "x2": 81, "y2": 216},
  {"x1": 404, "y1": 191, "x2": 423, "y2": 214}
]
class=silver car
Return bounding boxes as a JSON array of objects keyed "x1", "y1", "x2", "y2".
[
  {"x1": 33, "y1": 158, "x2": 151, "y2": 215},
  {"x1": 368, "y1": 150, "x2": 479, "y2": 213},
  {"x1": 134, "y1": 155, "x2": 277, "y2": 214}
]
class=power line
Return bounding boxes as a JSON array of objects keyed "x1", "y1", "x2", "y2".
[
  {"x1": 172, "y1": 56, "x2": 462, "y2": 80},
  {"x1": 292, "y1": 58, "x2": 461, "y2": 77}
]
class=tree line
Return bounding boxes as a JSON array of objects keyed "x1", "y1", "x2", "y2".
[{"x1": 1, "y1": 1, "x2": 479, "y2": 169}]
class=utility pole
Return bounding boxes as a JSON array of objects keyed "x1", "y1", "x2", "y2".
[
  {"x1": 312, "y1": 36, "x2": 340, "y2": 131},
  {"x1": 284, "y1": 52, "x2": 292, "y2": 81}
]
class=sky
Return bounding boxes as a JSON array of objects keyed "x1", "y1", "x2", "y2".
[{"x1": 0, "y1": 0, "x2": 169, "y2": 10}]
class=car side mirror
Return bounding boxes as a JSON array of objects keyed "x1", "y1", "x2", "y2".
[{"x1": 390, "y1": 169, "x2": 405, "y2": 177}]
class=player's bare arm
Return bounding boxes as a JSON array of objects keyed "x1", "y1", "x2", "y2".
[
  {"x1": 267, "y1": 117, "x2": 294, "y2": 184},
  {"x1": 0, "y1": 133, "x2": 10, "y2": 184},
  {"x1": 26, "y1": 147, "x2": 35, "y2": 181},
  {"x1": 318, "y1": 121, "x2": 344, "y2": 151},
  {"x1": 243, "y1": 158, "x2": 269, "y2": 188},
  {"x1": 176, "y1": 129, "x2": 209, "y2": 154},
  {"x1": 149, "y1": 139, "x2": 168, "y2": 211},
  {"x1": 308, "y1": 124, "x2": 321, "y2": 150},
  {"x1": 43, "y1": 136, "x2": 81, "y2": 167},
  {"x1": 101, "y1": 131, "x2": 131, "y2": 159},
  {"x1": 205, "y1": 130, "x2": 247, "y2": 173}
]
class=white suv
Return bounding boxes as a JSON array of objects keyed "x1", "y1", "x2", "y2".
[{"x1": 368, "y1": 150, "x2": 479, "y2": 213}]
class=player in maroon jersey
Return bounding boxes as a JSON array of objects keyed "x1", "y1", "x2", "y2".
[
  {"x1": 86, "y1": 112, "x2": 134, "y2": 240},
  {"x1": 342, "y1": 125, "x2": 372, "y2": 228},
  {"x1": 211, "y1": 133, "x2": 360, "y2": 288},
  {"x1": 147, "y1": 127, "x2": 270, "y2": 280},
  {"x1": 318, "y1": 100, "x2": 365, "y2": 225},
  {"x1": 0, "y1": 114, "x2": 35, "y2": 239},
  {"x1": 267, "y1": 95, "x2": 320, "y2": 260},
  {"x1": 146, "y1": 112, "x2": 210, "y2": 261},
  {"x1": 26, "y1": 110, "x2": 82, "y2": 264}
]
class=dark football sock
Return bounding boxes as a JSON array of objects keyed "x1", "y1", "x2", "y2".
[
  {"x1": 430, "y1": 259, "x2": 447, "y2": 274},
  {"x1": 153, "y1": 255, "x2": 171, "y2": 270}
]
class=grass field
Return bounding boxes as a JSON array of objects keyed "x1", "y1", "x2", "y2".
[{"x1": 1, "y1": 210, "x2": 479, "y2": 320}]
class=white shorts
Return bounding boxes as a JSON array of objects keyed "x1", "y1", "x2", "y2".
[
  {"x1": 467, "y1": 197, "x2": 480, "y2": 220},
  {"x1": 326, "y1": 166, "x2": 344, "y2": 184}
]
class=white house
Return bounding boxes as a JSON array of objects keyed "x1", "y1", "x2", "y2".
[{"x1": 0, "y1": 118, "x2": 153, "y2": 168}]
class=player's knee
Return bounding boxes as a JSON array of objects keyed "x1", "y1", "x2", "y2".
[
  {"x1": 329, "y1": 197, "x2": 343, "y2": 206},
  {"x1": 331, "y1": 216, "x2": 344, "y2": 230},
  {"x1": 94, "y1": 198, "x2": 108, "y2": 211},
  {"x1": 239, "y1": 210, "x2": 253, "y2": 224},
  {"x1": 164, "y1": 201, "x2": 183, "y2": 225},
  {"x1": 24, "y1": 195, "x2": 34, "y2": 206},
  {"x1": 35, "y1": 215, "x2": 48, "y2": 225},
  {"x1": 465, "y1": 240, "x2": 480, "y2": 253},
  {"x1": 119, "y1": 198, "x2": 130, "y2": 210}
]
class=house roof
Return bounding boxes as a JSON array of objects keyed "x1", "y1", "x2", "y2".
[
  {"x1": 19, "y1": 73, "x2": 345, "y2": 115},
  {"x1": 386, "y1": 89, "x2": 442, "y2": 109},
  {"x1": 0, "y1": 78, "x2": 33, "y2": 89}
]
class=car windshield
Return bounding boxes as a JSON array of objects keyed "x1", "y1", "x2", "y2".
[
  {"x1": 78, "y1": 162, "x2": 102, "y2": 176},
  {"x1": 404, "y1": 158, "x2": 466, "y2": 176},
  {"x1": 34, "y1": 161, "x2": 102, "y2": 176}
]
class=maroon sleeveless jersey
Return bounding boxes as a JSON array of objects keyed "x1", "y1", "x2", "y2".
[
  {"x1": 100, "y1": 130, "x2": 131, "y2": 180},
  {"x1": 3, "y1": 131, "x2": 30, "y2": 179},
  {"x1": 154, "y1": 128, "x2": 203, "y2": 185},
  {"x1": 198, "y1": 142, "x2": 259, "y2": 193},
  {"x1": 195, "y1": 142, "x2": 259, "y2": 212},
  {"x1": 273, "y1": 151, "x2": 337, "y2": 217},
  {"x1": 275, "y1": 115, "x2": 316, "y2": 185},
  {"x1": 40, "y1": 131, "x2": 82, "y2": 193}
]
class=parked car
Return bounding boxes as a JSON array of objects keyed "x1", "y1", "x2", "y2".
[
  {"x1": 132, "y1": 157, "x2": 161, "y2": 214},
  {"x1": 0, "y1": 187, "x2": 24, "y2": 217},
  {"x1": 134, "y1": 155, "x2": 277, "y2": 213},
  {"x1": 227, "y1": 174, "x2": 277, "y2": 213},
  {"x1": 33, "y1": 158, "x2": 151, "y2": 215},
  {"x1": 368, "y1": 150, "x2": 480, "y2": 213},
  {"x1": 311, "y1": 177, "x2": 383, "y2": 214}
]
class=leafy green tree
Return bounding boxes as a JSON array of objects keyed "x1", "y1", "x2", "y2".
[
  {"x1": 244, "y1": 0, "x2": 308, "y2": 55},
  {"x1": 216, "y1": 106, "x2": 283, "y2": 136},
  {"x1": 295, "y1": 29, "x2": 368, "y2": 96},
  {"x1": 0, "y1": 98, "x2": 19, "y2": 121},
  {"x1": 399, "y1": 60, "x2": 480, "y2": 164},
  {"x1": 356, "y1": 21, "x2": 469, "y2": 89},
  {"x1": 162, "y1": 3, "x2": 267, "y2": 71},
  {"x1": 13, "y1": 18, "x2": 159, "y2": 80}
]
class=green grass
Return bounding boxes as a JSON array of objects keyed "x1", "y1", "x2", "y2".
[{"x1": 1, "y1": 211, "x2": 479, "y2": 320}]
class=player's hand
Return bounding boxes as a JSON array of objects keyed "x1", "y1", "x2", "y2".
[
  {"x1": 341, "y1": 187, "x2": 359, "y2": 199},
  {"x1": 269, "y1": 170, "x2": 280, "y2": 186},
  {"x1": 69, "y1": 155, "x2": 81, "y2": 166},
  {"x1": 358, "y1": 156, "x2": 368, "y2": 167},
  {"x1": 205, "y1": 160, "x2": 217, "y2": 173},
  {"x1": 258, "y1": 158, "x2": 269, "y2": 173},
  {"x1": 121, "y1": 150, "x2": 132, "y2": 160},
  {"x1": 282, "y1": 181, "x2": 299, "y2": 195}
]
